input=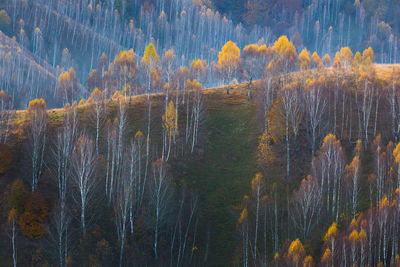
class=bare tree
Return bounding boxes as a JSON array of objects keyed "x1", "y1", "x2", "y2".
[
  {"x1": 344, "y1": 156, "x2": 361, "y2": 218},
  {"x1": 52, "y1": 104, "x2": 78, "y2": 267},
  {"x1": 312, "y1": 134, "x2": 345, "y2": 221},
  {"x1": 250, "y1": 173, "x2": 265, "y2": 262},
  {"x1": 280, "y1": 84, "x2": 302, "y2": 178},
  {"x1": 0, "y1": 90, "x2": 14, "y2": 144},
  {"x1": 71, "y1": 134, "x2": 98, "y2": 235},
  {"x1": 87, "y1": 88, "x2": 106, "y2": 155},
  {"x1": 360, "y1": 72, "x2": 375, "y2": 145},
  {"x1": 303, "y1": 79, "x2": 327, "y2": 161},
  {"x1": 7, "y1": 209, "x2": 17, "y2": 267},
  {"x1": 26, "y1": 98, "x2": 48, "y2": 191},
  {"x1": 106, "y1": 97, "x2": 127, "y2": 203},
  {"x1": 290, "y1": 175, "x2": 321, "y2": 240},
  {"x1": 148, "y1": 158, "x2": 173, "y2": 260},
  {"x1": 114, "y1": 152, "x2": 134, "y2": 267}
]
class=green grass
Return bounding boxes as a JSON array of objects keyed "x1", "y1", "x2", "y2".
[{"x1": 173, "y1": 92, "x2": 258, "y2": 266}]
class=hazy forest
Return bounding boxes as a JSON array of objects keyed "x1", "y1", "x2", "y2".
[{"x1": 2, "y1": 0, "x2": 400, "y2": 266}]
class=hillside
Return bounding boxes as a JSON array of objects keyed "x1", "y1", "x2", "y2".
[
  {"x1": 1, "y1": 0, "x2": 400, "y2": 110},
  {"x1": 1, "y1": 64, "x2": 400, "y2": 266}
]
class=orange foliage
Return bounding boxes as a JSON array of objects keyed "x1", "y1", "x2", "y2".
[
  {"x1": 215, "y1": 41, "x2": 240, "y2": 88},
  {"x1": 57, "y1": 68, "x2": 78, "y2": 103},
  {"x1": 27, "y1": 98, "x2": 46, "y2": 114},
  {"x1": 321, "y1": 248, "x2": 332, "y2": 264},
  {"x1": 7, "y1": 179, "x2": 28, "y2": 215},
  {"x1": 256, "y1": 130, "x2": 275, "y2": 168},
  {"x1": 303, "y1": 255, "x2": 314, "y2": 267},
  {"x1": 287, "y1": 238, "x2": 306, "y2": 265},
  {"x1": 322, "y1": 54, "x2": 331, "y2": 67},
  {"x1": 311, "y1": 51, "x2": 322, "y2": 69},
  {"x1": 298, "y1": 48, "x2": 310, "y2": 71},
  {"x1": 19, "y1": 191, "x2": 49, "y2": 239},
  {"x1": 324, "y1": 222, "x2": 338, "y2": 242},
  {"x1": 0, "y1": 144, "x2": 12, "y2": 174},
  {"x1": 272, "y1": 36, "x2": 297, "y2": 73},
  {"x1": 238, "y1": 208, "x2": 248, "y2": 224}
]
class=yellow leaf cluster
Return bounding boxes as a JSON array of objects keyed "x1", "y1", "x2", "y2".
[
  {"x1": 321, "y1": 248, "x2": 331, "y2": 264},
  {"x1": 87, "y1": 87, "x2": 104, "y2": 103},
  {"x1": 256, "y1": 131, "x2": 275, "y2": 167},
  {"x1": 298, "y1": 48, "x2": 310, "y2": 70},
  {"x1": 324, "y1": 222, "x2": 338, "y2": 242},
  {"x1": 251, "y1": 173, "x2": 263, "y2": 192},
  {"x1": 186, "y1": 79, "x2": 202, "y2": 91},
  {"x1": 141, "y1": 43, "x2": 160, "y2": 69},
  {"x1": 288, "y1": 239, "x2": 306, "y2": 265},
  {"x1": 8, "y1": 208, "x2": 16, "y2": 222},
  {"x1": 272, "y1": 36, "x2": 297, "y2": 70},
  {"x1": 303, "y1": 255, "x2": 314, "y2": 267},
  {"x1": 162, "y1": 101, "x2": 178, "y2": 137},
  {"x1": 322, "y1": 54, "x2": 331, "y2": 67},
  {"x1": 338, "y1": 47, "x2": 353, "y2": 66},
  {"x1": 321, "y1": 134, "x2": 342, "y2": 153},
  {"x1": 311, "y1": 51, "x2": 322, "y2": 69},
  {"x1": 238, "y1": 208, "x2": 247, "y2": 224},
  {"x1": 359, "y1": 228, "x2": 367, "y2": 242},
  {"x1": 348, "y1": 230, "x2": 359, "y2": 243},
  {"x1": 27, "y1": 98, "x2": 47, "y2": 114},
  {"x1": 393, "y1": 143, "x2": 400, "y2": 163},
  {"x1": 218, "y1": 41, "x2": 240, "y2": 67}
]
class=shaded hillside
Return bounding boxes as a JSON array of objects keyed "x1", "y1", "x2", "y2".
[{"x1": 1, "y1": 64, "x2": 400, "y2": 266}]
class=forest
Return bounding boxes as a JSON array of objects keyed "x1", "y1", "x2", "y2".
[{"x1": 1, "y1": 0, "x2": 400, "y2": 266}]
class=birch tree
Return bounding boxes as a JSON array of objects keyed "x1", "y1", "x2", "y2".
[
  {"x1": 7, "y1": 209, "x2": 17, "y2": 267},
  {"x1": 303, "y1": 78, "x2": 327, "y2": 161},
  {"x1": 214, "y1": 41, "x2": 240, "y2": 95},
  {"x1": 26, "y1": 98, "x2": 47, "y2": 191},
  {"x1": 291, "y1": 175, "x2": 321, "y2": 240},
  {"x1": 313, "y1": 134, "x2": 345, "y2": 221},
  {"x1": 280, "y1": 84, "x2": 302, "y2": 178},
  {"x1": 141, "y1": 43, "x2": 160, "y2": 195},
  {"x1": 71, "y1": 134, "x2": 98, "y2": 235},
  {"x1": 87, "y1": 88, "x2": 106, "y2": 155},
  {"x1": 0, "y1": 90, "x2": 13, "y2": 144},
  {"x1": 344, "y1": 155, "x2": 361, "y2": 218},
  {"x1": 114, "y1": 152, "x2": 134, "y2": 267},
  {"x1": 53, "y1": 103, "x2": 78, "y2": 267},
  {"x1": 149, "y1": 158, "x2": 172, "y2": 260},
  {"x1": 241, "y1": 44, "x2": 271, "y2": 100},
  {"x1": 250, "y1": 173, "x2": 264, "y2": 262},
  {"x1": 162, "y1": 101, "x2": 178, "y2": 161}
]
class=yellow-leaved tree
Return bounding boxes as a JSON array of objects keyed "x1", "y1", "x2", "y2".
[
  {"x1": 190, "y1": 59, "x2": 208, "y2": 83},
  {"x1": 272, "y1": 35, "x2": 297, "y2": 78},
  {"x1": 57, "y1": 67, "x2": 79, "y2": 104},
  {"x1": 311, "y1": 51, "x2": 322, "y2": 69},
  {"x1": 321, "y1": 248, "x2": 332, "y2": 266},
  {"x1": 298, "y1": 48, "x2": 310, "y2": 71},
  {"x1": 162, "y1": 101, "x2": 178, "y2": 161},
  {"x1": 323, "y1": 222, "x2": 338, "y2": 265},
  {"x1": 287, "y1": 238, "x2": 306, "y2": 267},
  {"x1": 214, "y1": 41, "x2": 240, "y2": 95},
  {"x1": 110, "y1": 49, "x2": 137, "y2": 101},
  {"x1": 141, "y1": 43, "x2": 160, "y2": 94},
  {"x1": 256, "y1": 130, "x2": 275, "y2": 170},
  {"x1": 338, "y1": 47, "x2": 353, "y2": 67},
  {"x1": 142, "y1": 43, "x2": 160, "y2": 170},
  {"x1": 303, "y1": 255, "x2": 314, "y2": 267}
]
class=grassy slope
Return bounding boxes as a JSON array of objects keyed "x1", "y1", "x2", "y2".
[
  {"x1": 4, "y1": 64, "x2": 400, "y2": 266},
  {"x1": 174, "y1": 89, "x2": 259, "y2": 265}
]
